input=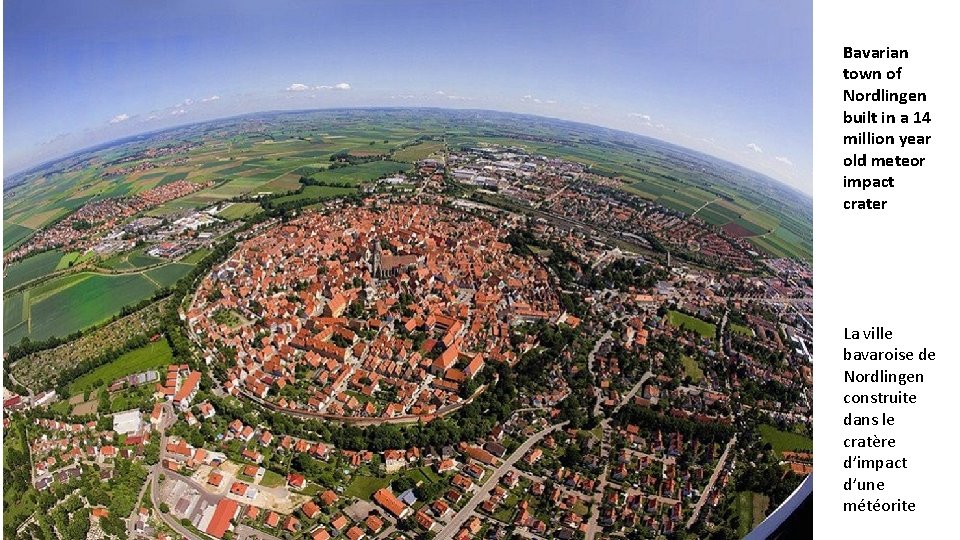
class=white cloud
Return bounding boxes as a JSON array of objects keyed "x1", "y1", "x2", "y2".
[
  {"x1": 170, "y1": 109, "x2": 187, "y2": 116},
  {"x1": 434, "y1": 90, "x2": 446, "y2": 95},
  {"x1": 286, "y1": 83, "x2": 310, "y2": 92},
  {"x1": 522, "y1": 94, "x2": 557, "y2": 105},
  {"x1": 201, "y1": 95, "x2": 221, "y2": 102},
  {"x1": 316, "y1": 82, "x2": 352, "y2": 91},
  {"x1": 775, "y1": 156, "x2": 794, "y2": 166},
  {"x1": 109, "y1": 114, "x2": 130, "y2": 124},
  {"x1": 746, "y1": 143, "x2": 763, "y2": 153},
  {"x1": 628, "y1": 112, "x2": 652, "y2": 121}
]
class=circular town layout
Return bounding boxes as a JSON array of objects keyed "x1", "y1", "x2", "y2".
[{"x1": 189, "y1": 202, "x2": 561, "y2": 421}]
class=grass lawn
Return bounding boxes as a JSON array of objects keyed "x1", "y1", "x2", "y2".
[
  {"x1": 261, "y1": 469, "x2": 286, "y2": 488},
  {"x1": 343, "y1": 475, "x2": 392, "y2": 500},
  {"x1": 68, "y1": 340, "x2": 173, "y2": 395},
  {"x1": 758, "y1": 424, "x2": 813, "y2": 457},
  {"x1": 667, "y1": 310, "x2": 716, "y2": 339},
  {"x1": 734, "y1": 491, "x2": 770, "y2": 537},
  {"x1": 729, "y1": 322, "x2": 754, "y2": 337},
  {"x1": 681, "y1": 354, "x2": 704, "y2": 383}
]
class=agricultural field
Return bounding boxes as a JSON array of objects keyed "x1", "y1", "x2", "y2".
[
  {"x1": 216, "y1": 202, "x2": 263, "y2": 220},
  {"x1": 68, "y1": 339, "x2": 173, "y2": 395},
  {"x1": 3, "y1": 250, "x2": 63, "y2": 291},
  {"x1": 3, "y1": 221, "x2": 34, "y2": 251},
  {"x1": 143, "y1": 263, "x2": 193, "y2": 288},
  {"x1": 666, "y1": 310, "x2": 716, "y2": 339},
  {"x1": 3, "y1": 261, "x2": 192, "y2": 348},
  {"x1": 309, "y1": 160, "x2": 411, "y2": 185},
  {"x1": 393, "y1": 140, "x2": 445, "y2": 162},
  {"x1": 99, "y1": 247, "x2": 164, "y2": 271},
  {"x1": 758, "y1": 424, "x2": 813, "y2": 457},
  {"x1": 9, "y1": 298, "x2": 169, "y2": 391},
  {"x1": 272, "y1": 185, "x2": 357, "y2": 205}
]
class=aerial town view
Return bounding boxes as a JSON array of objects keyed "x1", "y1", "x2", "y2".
[{"x1": 3, "y1": 2, "x2": 812, "y2": 540}]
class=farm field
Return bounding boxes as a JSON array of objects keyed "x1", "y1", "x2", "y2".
[
  {"x1": 758, "y1": 424, "x2": 813, "y2": 457},
  {"x1": 143, "y1": 263, "x2": 193, "y2": 288},
  {"x1": 3, "y1": 262, "x2": 193, "y2": 348},
  {"x1": 3, "y1": 221, "x2": 34, "y2": 251},
  {"x1": 310, "y1": 160, "x2": 411, "y2": 185},
  {"x1": 666, "y1": 310, "x2": 716, "y2": 339},
  {"x1": 9, "y1": 298, "x2": 169, "y2": 390},
  {"x1": 3, "y1": 250, "x2": 63, "y2": 291},
  {"x1": 272, "y1": 185, "x2": 357, "y2": 205},
  {"x1": 216, "y1": 202, "x2": 263, "y2": 220},
  {"x1": 100, "y1": 247, "x2": 164, "y2": 271},
  {"x1": 393, "y1": 140, "x2": 445, "y2": 162},
  {"x1": 68, "y1": 339, "x2": 173, "y2": 395}
]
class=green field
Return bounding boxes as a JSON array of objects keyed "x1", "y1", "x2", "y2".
[
  {"x1": 100, "y1": 247, "x2": 164, "y2": 271},
  {"x1": 666, "y1": 311, "x2": 716, "y2": 339},
  {"x1": 25, "y1": 274, "x2": 160, "y2": 342},
  {"x1": 680, "y1": 354, "x2": 704, "y2": 382},
  {"x1": 729, "y1": 322, "x2": 754, "y2": 337},
  {"x1": 393, "y1": 141, "x2": 444, "y2": 163},
  {"x1": 55, "y1": 251, "x2": 81, "y2": 270},
  {"x1": 273, "y1": 185, "x2": 357, "y2": 205},
  {"x1": 343, "y1": 475, "x2": 392, "y2": 501},
  {"x1": 3, "y1": 250, "x2": 63, "y2": 291},
  {"x1": 217, "y1": 202, "x2": 263, "y2": 220},
  {"x1": 143, "y1": 263, "x2": 193, "y2": 288},
  {"x1": 734, "y1": 491, "x2": 770, "y2": 537},
  {"x1": 3, "y1": 222, "x2": 35, "y2": 251},
  {"x1": 180, "y1": 248, "x2": 211, "y2": 264},
  {"x1": 758, "y1": 424, "x2": 813, "y2": 457},
  {"x1": 68, "y1": 340, "x2": 173, "y2": 395},
  {"x1": 4, "y1": 262, "x2": 194, "y2": 347},
  {"x1": 310, "y1": 160, "x2": 411, "y2": 185}
]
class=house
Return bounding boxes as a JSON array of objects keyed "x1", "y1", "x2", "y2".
[
  {"x1": 205, "y1": 498, "x2": 239, "y2": 539},
  {"x1": 302, "y1": 500, "x2": 321, "y2": 519},
  {"x1": 373, "y1": 488, "x2": 411, "y2": 519},
  {"x1": 174, "y1": 371, "x2": 201, "y2": 411},
  {"x1": 288, "y1": 473, "x2": 306, "y2": 490}
]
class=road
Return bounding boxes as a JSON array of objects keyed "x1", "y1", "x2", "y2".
[
  {"x1": 588, "y1": 330, "x2": 612, "y2": 416},
  {"x1": 147, "y1": 402, "x2": 211, "y2": 540},
  {"x1": 610, "y1": 370, "x2": 653, "y2": 415},
  {"x1": 686, "y1": 435, "x2": 738, "y2": 528},
  {"x1": 435, "y1": 421, "x2": 568, "y2": 538}
]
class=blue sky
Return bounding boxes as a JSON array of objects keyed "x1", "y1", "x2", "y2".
[{"x1": 3, "y1": 0, "x2": 812, "y2": 192}]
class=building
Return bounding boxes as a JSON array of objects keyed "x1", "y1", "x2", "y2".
[
  {"x1": 205, "y1": 498, "x2": 239, "y2": 538},
  {"x1": 112, "y1": 410, "x2": 143, "y2": 435}
]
